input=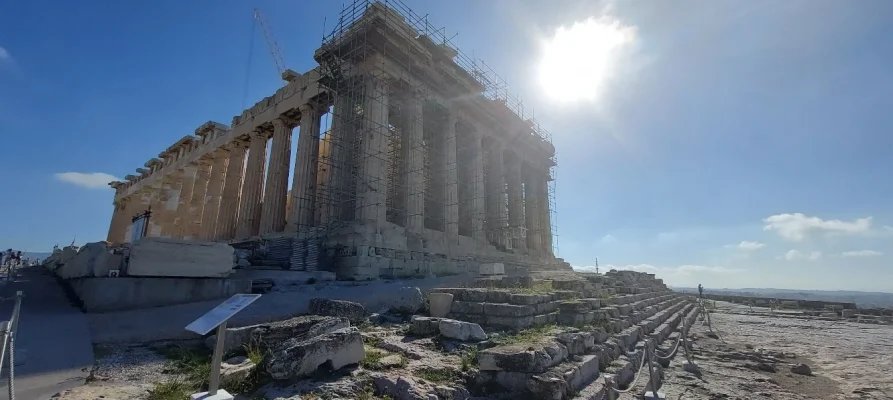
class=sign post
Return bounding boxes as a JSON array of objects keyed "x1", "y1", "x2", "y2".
[{"x1": 186, "y1": 294, "x2": 261, "y2": 400}]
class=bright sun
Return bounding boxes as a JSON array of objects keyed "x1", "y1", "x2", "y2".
[{"x1": 538, "y1": 17, "x2": 636, "y2": 102}]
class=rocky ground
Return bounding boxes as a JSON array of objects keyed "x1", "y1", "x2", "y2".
[
  {"x1": 648, "y1": 302, "x2": 893, "y2": 400},
  {"x1": 51, "y1": 298, "x2": 893, "y2": 400}
]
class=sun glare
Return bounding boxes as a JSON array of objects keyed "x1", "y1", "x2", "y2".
[{"x1": 538, "y1": 17, "x2": 636, "y2": 102}]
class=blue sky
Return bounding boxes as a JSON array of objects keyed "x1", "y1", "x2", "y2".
[{"x1": 1, "y1": 0, "x2": 891, "y2": 291}]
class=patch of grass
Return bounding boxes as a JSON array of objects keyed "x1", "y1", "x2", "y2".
[
  {"x1": 363, "y1": 334, "x2": 383, "y2": 347},
  {"x1": 147, "y1": 377, "x2": 194, "y2": 400},
  {"x1": 244, "y1": 341, "x2": 265, "y2": 365},
  {"x1": 582, "y1": 320, "x2": 611, "y2": 332},
  {"x1": 361, "y1": 347, "x2": 408, "y2": 370},
  {"x1": 460, "y1": 346, "x2": 478, "y2": 371},
  {"x1": 355, "y1": 381, "x2": 393, "y2": 400},
  {"x1": 492, "y1": 324, "x2": 560, "y2": 345},
  {"x1": 415, "y1": 367, "x2": 458, "y2": 384},
  {"x1": 509, "y1": 281, "x2": 554, "y2": 294}
]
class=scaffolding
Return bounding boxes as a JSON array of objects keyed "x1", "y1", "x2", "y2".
[{"x1": 290, "y1": 0, "x2": 559, "y2": 269}]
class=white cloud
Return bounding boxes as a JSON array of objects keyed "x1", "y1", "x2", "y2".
[
  {"x1": 726, "y1": 241, "x2": 764, "y2": 251},
  {"x1": 600, "y1": 234, "x2": 618, "y2": 244},
  {"x1": 54, "y1": 172, "x2": 119, "y2": 189},
  {"x1": 783, "y1": 249, "x2": 822, "y2": 261},
  {"x1": 841, "y1": 250, "x2": 883, "y2": 258},
  {"x1": 0, "y1": 46, "x2": 9, "y2": 61},
  {"x1": 763, "y1": 213, "x2": 873, "y2": 241}
]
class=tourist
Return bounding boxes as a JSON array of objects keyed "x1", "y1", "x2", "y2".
[{"x1": 698, "y1": 284, "x2": 704, "y2": 299}]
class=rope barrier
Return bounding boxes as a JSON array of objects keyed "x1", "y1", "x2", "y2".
[{"x1": 612, "y1": 350, "x2": 650, "y2": 394}]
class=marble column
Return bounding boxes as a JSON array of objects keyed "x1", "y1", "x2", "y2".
[
  {"x1": 402, "y1": 92, "x2": 425, "y2": 232},
  {"x1": 200, "y1": 150, "x2": 228, "y2": 239},
  {"x1": 289, "y1": 104, "x2": 323, "y2": 231},
  {"x1": 216, "y1": 140, "x2": 248, "y2": 240},
  {"x1": 539, "y1": 171, "x2": 553, "y2": 256},
  {"x1": 187, "y1": 157, "x2": 212, "y2": 239},
  {"x1": 470, "y1": 133, "x2": 486, "y2": 242},
  {"x1": 442, "y1": 108, "x2": 459, "y2": 240},
  {"x1": 107, "y1": 197, "x2": 131, "y2": 243},
  {"x1": 506, "y1": 152, "x2": 526, "y2": 252},
  {"x1": 146, "y1": 181, "x2": 164, "y2": 237},
  {"x1": 318, "y1": 95, "x2": 351, "y2": 226},
  {"x1": 236, "y1": 130, "x2": 270, "y2": 238},
  {"x1": 486, "y1": 141, "x2": 508, "y2": 248},
  {"x1": 173, "y1": 166, "x2": 197, "y2": 238},
  {"x1": 355, "y1": 76, "x2": 390, "y2": 222},
  {"x1": 157, "y1": 177, "x2": 179, "y2": 237},
  {"x1": 524, "y1": 165, "x2": 542, "y2": 252},
  {"x1": 259, "y1": 119, "x2": 293, "y2": 234}
]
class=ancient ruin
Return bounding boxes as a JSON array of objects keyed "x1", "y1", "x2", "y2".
[{"x1": 105, "y1": 0, "x2": 567, "y2": 280}]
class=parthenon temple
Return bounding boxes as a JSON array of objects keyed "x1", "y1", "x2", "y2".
[{"x1": 106, "y1": 0, "x2": 569, "y2": 279}]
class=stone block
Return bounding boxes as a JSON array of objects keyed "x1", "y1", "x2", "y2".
[
  {"x1": 477, "y1": 342, "x2": 567, "y2": 373},
  {"x1": 535, "y1": 301, "x2": 560, "y2": 314},
  {"x1": 558, "y1": 300, "x2": 592, "y2": 313},
  {"x1": 220, "y1": 356, "x2": 256, "y2": 387},
  {"x1": 526, "y1": 374, "x2": 567, "y2": 399},
  {"x1": 428, "y1": 292, "x2": 454, "y2": 318},
  {"x1": 480, "y1": 262, "x2": 505, "y2": 276},
  {"x1": 563, "y1": 354, "x2": 600, "y2": 393},
  {"x1": 448, "y1": 312, "x2": 487, "y2": 325},
  {"x1": 439, "y1": 319, "x2": 488, "y2": 341},
  {"x1": 309, "y1": 298, "x2": 366, "y2": 324},
  {"x1": 409, "y1": 316, "x2": 441, "y2": 337},
  {"x1": 483, "y1": 303, "x2": 536, "y2": 317},
  {"x1": 487, "y1": 315, "x2": 535, "y2": 329},
  {"x1": 556, "y1": 311, "x2": 594, "y2": 327},
  {"x1": 265, "y1": 327, "x2": 364, "y2": 380},
  {"x1": 486, "y1": 290, "x2": 512, "y2": 303},
  {"x1": 451, "y1": 300, "x2": 484, "y2": 315},
  {"x1": 128, "y1": 238, "x2": 234, "y2": 278},
  {"x1": 388, "y1": 287, "x2": 424, "y2": 314},
  {"x1": 509, "y1": 293, "x2": 549, "y2": 305}
]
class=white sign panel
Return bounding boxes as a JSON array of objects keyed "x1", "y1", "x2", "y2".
[{"x1": 186, "y1": 294, "x2": 261, "y2": 335}]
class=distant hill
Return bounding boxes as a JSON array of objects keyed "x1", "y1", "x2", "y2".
[{"x1": 671, "y1": 286, "x2": 893, "y2": 309}]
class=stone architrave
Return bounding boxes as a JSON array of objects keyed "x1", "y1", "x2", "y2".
[
  {"x1": 259, "y1": 118, "x2": 294, "y2": 235},
  {"x1": 236, "y1": 130, "x2": 270, "y2": 238},
  {"x1": 442, "y1": 108, "x2": 459, "y2": 240},
  {"x1": 355, "y1": 76, "x2": 390, "y2": 222},
  {"x1": 216, "y1": 140, "x2": 248, "y2": 240},
  {"x1": 288, "y1": 103, "x2": 323, "y2": 231},
  {"x1": 186, "y1": 157, "x2": 212, "y2": 239},
  {"x1": 402, "y1": 91, "x2": 425, "y2": 232},
  {"x1": 199, "y1": 150, "x2": 228, "y2": 239}
]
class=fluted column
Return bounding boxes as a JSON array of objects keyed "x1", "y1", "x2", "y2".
[
  {"x1": 486, "y1": 141, "x2": 508, "y2": 248},
  {"x1": 470, "y1": 133, "x2": 486, "y2": 242},
  {"x1": 216, "y1": 140, "x2": 248, "y2": 240},
  {"x1": 173, "y1": 166, "x2": 197, "y2": 238},
  {"x1": 199, "y1": 150, "x2": 228, "y2": 239},
  {"x1": 157, "y1": 177, "x2": 181, "y2": 237},
  {"x1": 318, "y1": 95, "x2": 352, "y2": 225},
  {"x1": 525, "y1": 164, "x2": 542, "y2": 252},
  {"x1": 539, "y1": 171, "x2": 553, "y2": 256},
  {"x1": 107, "y1": 197, "x2": 131, "y2": 243},
  {"x1": 506, "y1": 153, "x2": 526, "y2": 252},
  {"x1": 236, "y1": 130, "x2": 269, "y2": 238},
  {"x1": 146, "y1": 181, "x2": 164, "y2": 237},
  {"x1": 402, "y1": 92, "x2": 424, "y2": 232},
  {"x1": 443, "y1": 108, "x2": 459, "y2": 240},
  {"x1": 186, "y1": 157, "x2": 212, "y2": 239},
  {"x1": 289, "y1": 104, "x2": 323, "y2": 231},
  {"x1": 259, "y1": 119, "x2": 293, "y2": 234},
  {"x1": 356, "y1": 76, "x2": 390, "y2": 222}
]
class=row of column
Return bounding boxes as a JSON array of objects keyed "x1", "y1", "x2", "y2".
[
  {"x1": 107, "y1": 104, "x2": 325, "y2": 243},
  {"x1": 316, "y1": 76, "x2": 553, "y2": 255}
]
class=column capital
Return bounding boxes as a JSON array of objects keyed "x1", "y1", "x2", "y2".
[
  {"x1": 274, "y1": 115, "x2": 299, "y2": 129},
  {"x1": 298, "y1": 102, "x2": 323, "y2": 116}
]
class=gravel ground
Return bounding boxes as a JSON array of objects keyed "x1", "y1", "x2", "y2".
[{"x1": 650, "y1": 302, "x2": 893, "y2": 399}]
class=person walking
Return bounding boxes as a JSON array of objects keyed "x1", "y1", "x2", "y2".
[{"x1": 698, "y1": 284, "x2": 704, "y2": 299}]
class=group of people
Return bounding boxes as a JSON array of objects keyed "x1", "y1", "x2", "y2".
[{"x1": 2, "y1": 249, "x2": 27, "y2": 267}]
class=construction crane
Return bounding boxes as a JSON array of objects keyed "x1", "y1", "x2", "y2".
[{"x1": 253, "y1": 8, "x2": 298, "y2": 83}]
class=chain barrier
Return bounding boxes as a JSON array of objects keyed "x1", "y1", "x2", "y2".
[{"x1": 0, "y1": 291, "x2": 23, "y2": 400}]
